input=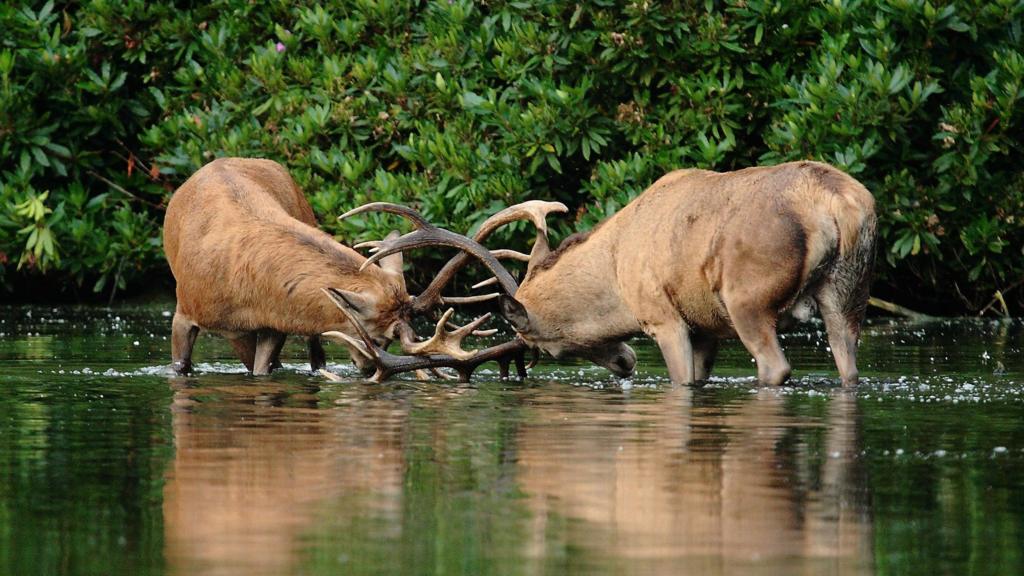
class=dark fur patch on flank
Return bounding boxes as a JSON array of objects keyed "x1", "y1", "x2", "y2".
[{"x1": 771, "y1": 208, "x2": 808, "y2": 310}]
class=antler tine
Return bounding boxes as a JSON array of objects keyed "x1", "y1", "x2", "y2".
[
  {"x1": 472, "y1": 277, "x2": 499, "y2": 289},
  {"x1": 491, "y1": 249, "x2": 532, "y2": 262},
  {"x1": 413, "y1": 201, "x2": 567, "y2": 312},
  {"x1": 402, "y1": 309, "x2": 493, "y2": 361},
  {"x1": 440, "y1": 293, "x2": 501, "y2": 305},
  {"x1": 473, "y1": 200, "x2": 568, "y2": 240},
  {"x1": 360, "y1": 222, "x2": 520, "y2": 298},
  {"x1": 339, "y1": 202, "x2": 432, "y2": 229},
  {"x1": 353, "y1": 240, "x2": 384, "y2": 251}
]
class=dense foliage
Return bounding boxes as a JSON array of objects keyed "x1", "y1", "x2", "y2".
[{"x1": 1, "y1": 0, "x2": 1022, "y2": 312}]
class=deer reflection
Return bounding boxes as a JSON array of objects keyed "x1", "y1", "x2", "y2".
[
  {"x1": 515, "y1": 385, "x2": 871, "y2": 575},
  {"x1": 161, "y1": 376, "x2": 407, "y2": 576}
]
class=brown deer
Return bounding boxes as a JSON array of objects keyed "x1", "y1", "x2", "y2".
[
  {"x1": 348, "y1": 161, "x2": 876, "y2": 386},
  {"x1": 162, "y1": 157, "x2": 526, "y2": 378}
]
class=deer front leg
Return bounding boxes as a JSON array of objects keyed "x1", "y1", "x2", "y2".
[
  {"x1": 651, "y1": 323, "x2": 695, "y2": 384},
  {"x1": 308, "y1": 336, "x2": 326, "y2": 371},
  {"x1": 171, "y1": 310, "x2": 200, "y2": 374}
]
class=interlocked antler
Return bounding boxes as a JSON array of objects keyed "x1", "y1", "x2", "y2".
[
  {"x1": 322, "y1": 288, "x2": 527, "y2": 382},
  {"x1": 400, "y1": 308, "x2": 496, "y2": 360},
  {"x1": 409, "y1": 201, "x2": 568, "y2": 312},
  {"x1": 339, "y1": 203, "x2": 520, "y2": 302}
]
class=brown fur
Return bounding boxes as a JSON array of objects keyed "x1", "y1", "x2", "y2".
[
  {"x1": 508, "y1": 161, "x2": 877, "y2": 386},
  {"x1": 163, "y1": 158, "x2": 410, "y2": 374}
]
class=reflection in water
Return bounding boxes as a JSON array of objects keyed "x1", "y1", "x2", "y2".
[
  {"x1": 516, "y1": 386, "x2": 870, "y2": 575},
  {"x1": 3, "y1": 307, "x2": 1024, "y2": 575},
  {"x1": 161, "y1": 377, "x2": 871, "y2": 575},
  {"x1": 162, "y1": 376, "x2": 405, "y2": 576}
]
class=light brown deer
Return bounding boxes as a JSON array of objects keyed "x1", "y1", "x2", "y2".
[
  {"x1": 162, "y1": 157, "x2": 523, "y2": 378},
  {"x1": 349, "y1": 161, "x2": 876, "y2": 386}
]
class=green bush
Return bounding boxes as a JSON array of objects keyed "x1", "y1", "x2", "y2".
[{"x1": 1, "y1": 0, "x2": 1022, "y2": 312}]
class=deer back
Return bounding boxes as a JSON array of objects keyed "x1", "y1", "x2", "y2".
[
  {"x1": 164, "y1": 158, "x2": 407, "y2": 337},
  {"x1": 514, "y1": 161, "x2": 875, "y2": 341}
]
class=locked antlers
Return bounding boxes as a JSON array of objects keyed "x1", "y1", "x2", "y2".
[
  {"x1": 322, "y1": 288, "x2": 527, "y2": 382},
  {"x1": 332, "y1": 200, "x2": 567, "y2": 382},
  {"x1": 341, "y1": 200, "x2": 567, "y2": 312}
]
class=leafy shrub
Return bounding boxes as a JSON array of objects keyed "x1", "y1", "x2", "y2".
[{"x1": 1, "y1": 0, "x2": 1022, "y2": 312}]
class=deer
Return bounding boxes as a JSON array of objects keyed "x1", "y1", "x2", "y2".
[
  {"x1": 345, "y1": 160, "x2": 876, "y2": 386},
  {"x1": 162, "y1": 157, "x2": 533, "y2": 380}
]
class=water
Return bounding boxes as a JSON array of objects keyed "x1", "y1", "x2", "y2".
[{"x1": 1, "y1": 305, "x2": 1023, "y2": 575}]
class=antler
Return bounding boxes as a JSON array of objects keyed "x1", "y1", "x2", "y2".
[
  {"x1": 340, "y1": 202, "x2": 520, "y2": 301},
  {"x1": 321, "y1": 288, "x2": 528, "y2": 382},
  {"x1": 405, "y1": 201, "x2": 568, "y2": 312},
  {"x1": 399, "y1": 308, "x2": 492, "y2": 360}
]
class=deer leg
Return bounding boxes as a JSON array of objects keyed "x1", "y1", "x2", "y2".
[
  {"x1": 171, "y1": 311, "x2": 200, "y2": 374},
  {"x1": 308, "y1": 335, "x2": 326, "y2": 371},
  {"x1": 692, "y1": 333, "x2": 719, "y2": 382},
  {"x1": 227, "y1": 333, "x2": 257, "y2": 373},
  {"x1": 269, "y1": 332, "x2": 288, "y2": 371},
  {"x1": 254, "y1": 331, "x2": 286, "y2": 376},
  {"x1": 816, "y1": 286, "x2": 861, "y2": 387},
  {"x1": 727, "y1": 304, "x2": 791, "y2": 386},
  {"x1": 652, "y1": 323, "x2": 695, "y2": 384}
]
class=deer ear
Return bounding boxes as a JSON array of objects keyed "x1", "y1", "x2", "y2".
[
  {"x1": 499, "y1": 296, "x2": 531, "y2": 333},
  {"x1": 378, "y1": 231, "x2": 404, "y2": 274},
  {"x1": 324, "y1": 287, "x2": 377, "y2": 318}
]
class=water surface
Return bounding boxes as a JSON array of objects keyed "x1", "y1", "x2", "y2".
[{"x1": 1, "y1": 306, "x2": 1023, "y2": 575}]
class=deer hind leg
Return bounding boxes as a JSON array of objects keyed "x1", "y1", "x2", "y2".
[
  {"x1": 725, "y1": 300, "x2": 791, "y2": 386},
  {"x1": 651, "y1": 322, "x2": 696, "y2": 384},
  {"x1": 171, "y1": 311, "x2": 200, "y2": 374},
  {"x1": 816, "y1": 284, "x2": 863, "y2": 387},
  {"x1": 308, "y1": 335, "x2": 326, "y2": 371},
  {"x1": 253, "y1": 331, "x2": 287, "y2": 376},
  {"x1": 692, "y1": 332, "x2": 719, "y2": 382},
  {"x1": 226, "y1": 333, "x2": 257, "y2": 373}
]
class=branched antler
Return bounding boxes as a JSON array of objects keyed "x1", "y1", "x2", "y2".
[
  {"x1": 401, "y1": 308, "x2": 492, "y2": 360},
  {"x1": 410, "y1": 200, "x2": 568, "y2": 311},
  {"x1": 341, "y1": 201, "x2": 566, "y2": 312},
  {"x1": 321, "y1": 288, "x2": 527, "y2": 382},
  {"x1": 340, "y1": 202, "x2": 519, "y2": 297}
]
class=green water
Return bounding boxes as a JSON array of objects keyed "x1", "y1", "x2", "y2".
[{"x1": 1, "y1": 306, "x2": 1023, "y2": 576}]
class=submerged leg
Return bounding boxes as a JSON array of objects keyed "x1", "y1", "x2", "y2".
[
  {"x1": 308, "y1": 335, "x2": 326, "y2": 371},
  {"x1": 726, "y1": 302, "x2": 790, "y2": 386},
  {"x1": 692, "y1": 332, "x2": 720, "y2": 382},
  {"x1": 254, "y1": 331, "x2": 287, "y2": 376},
  {"x1": 227, "y1": 333, "x2": 257, "y2": 373},
  {"x1": 816, "y1": 286, "x2": 862, "y2": 387},
  {"x1": 652, "y1": 322, "x2": 695, "y2": 384},
  {"x1": 268, "y1": 333, "x2": 288, "y2": 371},
  {"x1": 171, "y1": 311, "x2": 200, "y2": 374}
]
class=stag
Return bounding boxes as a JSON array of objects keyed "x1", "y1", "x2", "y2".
[
  {"x1": 348, "y1": 161, "x2": 876, "y2": 386},
  {"x1": 162, "y1": 157, "x2": 527, "y2": 379}
]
